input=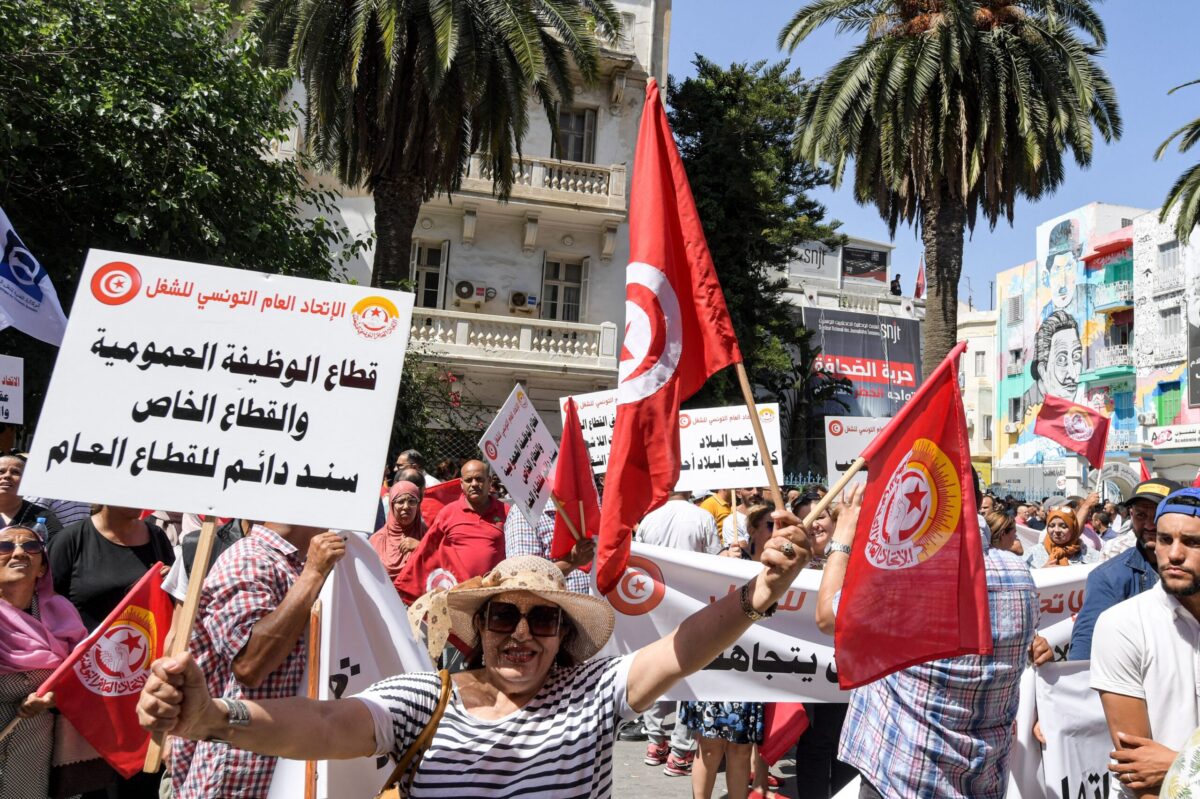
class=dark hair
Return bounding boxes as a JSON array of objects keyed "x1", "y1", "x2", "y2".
[
  {"x1": 985, "y1": 511, "x2": 1014, "y2": 548},
  {"x1": 467, "y1": 601, "x2": 578, "y2": 670},
  {"x1": 789, "y1": 491, "x2": 823, "y2": 515},
  {"x1": 1094, "y1": 511, "x2": 1112, "y2": 526},
  {"x1": 394, "y1": 469, "x2": 426, "y2": 490},
  {"x1": 396, "y1": 449, "x2": 426, "y2": 469}
]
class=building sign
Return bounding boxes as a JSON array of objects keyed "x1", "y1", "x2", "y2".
[
  {"x1": 801, "y1": 307, "x2": 923, "y2": 417},
  {"x1": 786, "y1": 241, "x2": 840, "y2": 282},
  {"x1": 841, "y1": 246, "x2": 888, "y2": 283},
  {"x1": 1189, "y1": 313, "x2": 1200, "y2": 408},
  {"x1": 0, "y1": 355, "x2": 21, "y2": 424},
  {"x1": 1146, "y1": 423, "x2": 1200, "y2": 449},
  {"x1": 21, "y1": 250, "x2": 414, "y2": 532},
  {"x1": 480, "y1": 384, "x2": 558, "y2": 524},
  {"x1": 824, "y1": 416, "x2": 889, "y2": 487}
]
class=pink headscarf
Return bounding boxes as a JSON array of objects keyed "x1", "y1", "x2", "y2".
[
  {"x1": 371, "y1": 481, "x2": 425, "y2": 580},
  {"x1": 0, "y1": 527, "x2": 87, "y2": 673}
]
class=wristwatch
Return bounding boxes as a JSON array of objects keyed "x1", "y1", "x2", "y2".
[
  {"x1": 740, "y1": 581, "x2": 778, "y2": 621},
  {"x1": 827, "y1": 541, "x2": 852, "y2": 558}
]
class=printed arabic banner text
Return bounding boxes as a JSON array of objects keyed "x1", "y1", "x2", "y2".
[
  {"x1": 675, "y1": 404, "x2": 782, "y2": 492},
  {"x1": 21, "y1": 250, "x2": 414, "y2": 532},
  {"x1": 480, "y1": 384, "x2": 557, "y2": 524},
  {"x1": 559, "y1": 389, "x2": 616, "y2": 474},
  {"x1": 824, "y1": 416, "x2": 889, "y2": 486},
  {"x1": 0, "y1": 354, "x2": 22, "y2": 424}
]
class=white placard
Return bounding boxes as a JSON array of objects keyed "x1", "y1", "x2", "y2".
[
  {"x1": 824, "y1": 415, "x2": 890, "y2": 486},
  {"x1": 675, "y1": 404, "x2": 783, "y2": 492},
  {"x1": 479, "y1": 384, "x2": 557, "y2": 524},
  {"x1": 559, "y1": 388, "x2": 616, "y2": 474},
  {"x1": 1034, "y1": 661, "x2": 1115, "y2": 799},
  {"x1": 0, "y1": 354, "x2": 22, "y2": 424},
  {"x1": 21, "y1": 250, "x2": 413, "y2": 532}
]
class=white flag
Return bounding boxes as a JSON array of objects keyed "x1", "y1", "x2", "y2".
[
  {"x1": 0, "y1": 208, "x2": 68, "y2": 345},
  {"x1": 267, "y1": 533, "x2": 433, "y2": 799}
]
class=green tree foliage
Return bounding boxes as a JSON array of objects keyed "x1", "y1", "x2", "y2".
[
  {"x1": 665, "y1": 57, "x2": 843, "y2": 410},
  {"x1": 780, "y1": 0, "x2": 1121, "y2": 378},
  {"x1": 0, "y1": 0, "x2": 365, "y2": 431},
  {"x1": 252, "y1": 0, "x2": 620, "y2": 289},
  {"x1": 1157, "y1": 79, "x2": 1200, "y2": 243}
]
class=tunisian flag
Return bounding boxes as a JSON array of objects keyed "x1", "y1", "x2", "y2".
[
  {"x1": 595, "y1": 78, "x2": 741, "y2": 595},
  {"x1": 550, "y1": 398, "x2": 600, "y2": 568},
  {"x1": 39, "y1": 564, "x2": 172, "y2": 777},
  {"x1": 1034, "y1": 393, "x2": 1110, "y2": 469},
  {"x1": 836, "y1": 341, "x2": 990, "y2": 689}
]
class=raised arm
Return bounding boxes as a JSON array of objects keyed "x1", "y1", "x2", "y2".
[
  {"x1": 625, "y1": 510, "x2": 812, "y2": 712},
  {"x1": 815, "y1": 484, "x2": 864, "y2": 635}
]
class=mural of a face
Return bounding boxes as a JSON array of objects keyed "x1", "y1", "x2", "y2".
[
  {"x1": 1047, "y1": 252, "x2": 1077, "y2": 309},
  {"x1": 1044, "y1": 327, "x2": 1082, "y2": 399}
]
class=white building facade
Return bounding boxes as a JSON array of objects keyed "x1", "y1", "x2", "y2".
[{"x1": 957, "y1": 306, "x2": 998, "y2": 485}]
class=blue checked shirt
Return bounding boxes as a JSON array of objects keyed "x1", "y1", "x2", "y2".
[
  {"x1": 503, "y1": 508, "x2": 591, "y2": 594},
  {"x1": 838, "y1": 546, "x2": 1037, "y2": 799}
]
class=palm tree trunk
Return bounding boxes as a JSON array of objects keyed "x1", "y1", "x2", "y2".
[
  {"x1": 919, "y1": 192, "x2": 967, "y2": 380},
  {"x1": 371, "y1": 172, "x2": 425, "y2": 289}
]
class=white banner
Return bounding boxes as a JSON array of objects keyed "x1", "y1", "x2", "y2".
[
  {"x1": 480, "y1": 383, "x2": 557, "y2": 524},
  {"x1": 1035, "y1": 661, "x2": 1115, "y2": 799},
  {"x1": 559, "y1": 388, "x2": 616, "y2": 474},
  {"x1": 0, "y1": 208, "x2": 68, "y2": 345},
  {"x1": 824, "y1": 416, "x2": 889, "y2": 486},
  {"x1": 267, "y1": 533, "x2": 433, "y2": 799},
  {"x1": 675, "y1": 404, "x2": 783, "y2": 493},
  {"x1": 21, "y1": 250, "x2": 413, "y2": 532},
  {"x1": 0, "y1": 354, "x2": 22, "y2": 424},
  {"x1": 603, "y1": 543, "x2": 1093, "y2": 702}
]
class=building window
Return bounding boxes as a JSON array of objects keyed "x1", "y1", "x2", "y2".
[
  {"x1": 617, "y1": 12, "x2": 636, "y2": 51},
  {"x1": 1008, "y1": 397, "x2": 1022, "y2": 420},
  {"x1": 1120, "y1": 218, "x2": 1133, "y2": 227},
  {"x1": 1159, "y1": 240, "x2": 1181, "y2": 271},
  {"x1": 541, "y1": 257, "x2": 585, "y2": 322},
  {"x1": 556, "y1": 108, "x2": 596, "y2": 163},
  {"x1": 1157, "y1": 381, "x2": 1182, "y2": 426},
  {"x1": 1006, "y1": 295, "x2": 1023, "y2": 325},
  {"x1": 974, "y1": 351, "x2": 986, "y2": 376},
  {"x1": 983, "y1": 415, "x2": 993, "y2": 440},
  {"x1": 411, "y1": 240, "x2": 447, "y2": 309},
  {"x1": 1114, "y1": 391, "x2": 1135, "y2": 429},
  {"x1": 1162, "y1": 306, "x2": 1183, "y2": 338}
]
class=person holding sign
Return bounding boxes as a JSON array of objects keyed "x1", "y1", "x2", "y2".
[{"x1": 136, "y1": 513, "x2": 813, "y2": 798}]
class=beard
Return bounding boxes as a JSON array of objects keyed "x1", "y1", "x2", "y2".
[{"x1": 1163, "y1": 571, "x2": 1200, "y2": 597}]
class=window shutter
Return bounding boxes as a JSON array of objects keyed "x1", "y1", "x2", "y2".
[
  {"x1": 539, "y1": 251, "x2": 549, "y2": 319},
  {"x1": 584, "y1": 109, "x2": 597, "y2": 164},
  {"x1": 579, "y1": 256, "x2": 591, "y2": 323},
  {"x1": 438, "y1": 240, "x2": 450, "y2": 308},
  {"x1": 409, "y1": 239, "x2": 419, "y2": 278}
]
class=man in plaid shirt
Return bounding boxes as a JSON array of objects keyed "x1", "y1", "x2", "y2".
[
  {"x1": 502, "y1": 506, "x2": 595, "y2": 593},
  {"x1": 169, "y1": 523, "x2": 345, "y2": 798}
]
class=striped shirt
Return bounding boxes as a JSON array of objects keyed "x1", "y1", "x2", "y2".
[
  {"x1": 356, "y1": 655, "x2": 636, "y2": 798},
  {"x1": 838, "y1": 547, "x2": 1037, "y2": 799}
]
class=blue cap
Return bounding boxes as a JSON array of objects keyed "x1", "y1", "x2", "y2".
[{"x1": 1154, "y1": 487, "x2": 1200, "y2": 523}]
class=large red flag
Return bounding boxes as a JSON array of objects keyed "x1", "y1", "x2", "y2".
[
  {"x1": 835, "y1": 341, "x2": 989, "y2": 689},
  {"x1": 550, "y1": 398, "x2": 600, "y2": 567},
  {"x1": 420, "y1": 478, "x2": 461, "y2": 527},
  {"x1": 39, "y1": 564, "x2": 172, "y2": 777},
  {"x1": 1034, "y1": 393, "x2": 1110, "y2": 469},
  {"x1": 595, "y1": 78, "x2": 741, "y2": 595}
]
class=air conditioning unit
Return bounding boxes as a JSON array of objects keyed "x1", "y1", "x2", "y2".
[
  {"x1": 1138, "y1": 412, "x2": 1158, "y2": 426},
  {"x1": 453, "y1": 279, "x2": 488, "y2": 307},
  {"x1": 509, "y1": 290, "x2": 538, "y2": 313},
  {"x1": 1003, "y1": 422, "x2": 1019, "y2": 434}
]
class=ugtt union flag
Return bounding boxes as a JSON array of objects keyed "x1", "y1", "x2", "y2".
[
  {"x1": 595, "y1": 78, "x2": 741, "y2": 595},
  {"x1": 835, "y1": 341, "x2": 990, "y2": 688}
]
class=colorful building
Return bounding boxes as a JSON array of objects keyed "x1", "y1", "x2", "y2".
[
  {"x1": 994, "y1": 203, "x2": 1146, "y2": 499},
  {"x1": 1132, "y1": 206, "x2": 1200, "y2": 485},
  {"x1": 957, "y1": 304, "x2": 997, "y2": 485}
]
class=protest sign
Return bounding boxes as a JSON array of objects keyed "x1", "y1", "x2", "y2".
[
  {"x1": 559, "y1": 388, "x2": 616, "y2": 474},
  {"x1": 1035, "y1": 661, "x2": 1114, "y2": 799},
  {"x1": 603, "y1": 543, "x2": 1093, "y2": 702},
  {"x1": 21, "y1": 250, "x2": 413, "y2": 532},
  {"x1": 0, "y1": 354, "x2": 21, "y2": 424},
  {"x1": 824, "y1": 415, "x2": 889, "y2": 486},
  {"x1": 480, "y1": 384, "x2": 557, "y2": 523},
  {"x1": 674, "y1": 404, "x2": 782, "y2": 492}
]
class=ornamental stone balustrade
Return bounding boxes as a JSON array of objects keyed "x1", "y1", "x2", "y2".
[{"x1": 461, "y1": 153, "x2": 627, "y2": 214}]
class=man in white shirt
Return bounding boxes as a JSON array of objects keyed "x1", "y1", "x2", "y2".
[
  {"x1": 1091, "y1": 486, "x2": 1200, "y2": 798},
  {"x1": 719, "y1": 486, "x2": 762, "y2": 553}
]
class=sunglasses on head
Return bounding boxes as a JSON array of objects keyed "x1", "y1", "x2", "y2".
[
  {"x1": 485, "y1": 600, "x2": 563, "y2": 637},
  {"x1": 0, "y1": 540, "x2": 45, "y2": 555}
]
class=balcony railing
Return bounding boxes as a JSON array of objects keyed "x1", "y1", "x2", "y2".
[
  {"x1": 1155, "y1": 340, "x2": 1186, "y2": 363},
  {"x1": 410, "y1": 307, "x2": 618, "y2": 373},
  {"x1": 1005, "y1": 362, "x2": 1025, "y2": 377},
  {"x1": 1092, "y1": 281, "x2": 1133, "y2": 309},
  {"x1": 1154, "y1": 270, "x2": 1185, "y2": 294},
  {"x1": 1110, "y1": 429, "x2": 1137, "y2": 450},
  {"x1": 1093, "y1": 344, "x2": 1131, "y2": 369},
  {"x1": 461, "y1": 153, "x2": 627, "y2": 213}
]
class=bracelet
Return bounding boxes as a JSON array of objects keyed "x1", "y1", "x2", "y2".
[
  {"x1": 220, "y1": 697, "x2": 251, "y2": 727},
  {"x1": 739, "y1": 581, "x2": 778, "y2": 622},
  {"x1": 827, "y1": 541, "x2": 852, "y2": 558}
]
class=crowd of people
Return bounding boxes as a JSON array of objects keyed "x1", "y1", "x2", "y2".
[{"x1": 1, "y1": 443, "x2": 1198, "y2": 799}]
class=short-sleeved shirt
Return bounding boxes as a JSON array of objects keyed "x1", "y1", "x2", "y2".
[
  {"x1": 838, "y1": 547, "x2": 1037, "y2": 799},
  {"x1": 503, "y1": 509, "x2": 589, "y2": 593},
  {"x1": 637, "y1": 500, "x2": 721, "y2": 555},
  {"x1": 1091, "y1": 583, "x2": 1200, "y2": 757},
  {"x1": 720, "y1": 511, "x2": 750, "y2": 549},
  {"x1": 699, "y1": 494, "x2": 732, "y2": 533},
  {"x1": 170, "y1": 526, "x2": 307, "y2": 799},
  {"x1": 355, "y1": 655, "x2": 636, "y2": 798},
  {"x1": 431, "y1": 496, "x2": 509, "y2": 578},
  {"x1": 47, "y1": 518, "x2": 174, "y2": 630}
]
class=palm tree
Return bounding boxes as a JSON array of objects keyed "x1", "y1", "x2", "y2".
[
  {"x1": 778, "y1": 0, "x2": 1120, "y2": 378},
  {"x1": 1157, "y1": 79, "x2": 1200, "y2": 243},
  {"x1": 253, "y1": 0, "x2": 620, "y2": 288}
]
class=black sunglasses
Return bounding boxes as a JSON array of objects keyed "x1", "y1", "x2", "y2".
[
  {"x1": 485, "y1": 601, "x2": 562, "y2": 637},
  {"x1": 0, "y1": 540, "x2": 45, "y2": 555}
]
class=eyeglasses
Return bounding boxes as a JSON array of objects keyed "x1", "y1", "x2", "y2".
[
  {"x1": 0, "y1": 540, "x2": 45, "y2": 556},
  {"x1": 485, "y1": 601, "x2": 562, "y2": 637}
]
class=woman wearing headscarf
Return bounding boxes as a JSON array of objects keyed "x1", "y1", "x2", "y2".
[
  {"x1": 0, "y1": 524, "x2": 87, "y2": 799},
  {"x1": 1026, "y1": 508, "x2": 1099, "y2": 568},
  {"x1": 372, "y1": 480, "x2": 426, "y2": 583},
  {"x1": 137, "y1": 511, "x2": 814, "y2": 798}
]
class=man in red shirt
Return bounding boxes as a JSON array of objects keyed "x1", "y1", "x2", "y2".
[{"x1": 394, "y1": 460, "x2": 509, "y2": 604}]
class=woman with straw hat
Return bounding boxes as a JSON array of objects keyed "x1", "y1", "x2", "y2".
[{"x1": 136, "y1": 513, "x2": 813, "y2": 797}]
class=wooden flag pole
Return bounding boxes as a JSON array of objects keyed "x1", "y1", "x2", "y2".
[
  {"x1": 802, "y1": 457, "x2": 867, "y2": 528},
  {"x1": 578, "y1": 501, "x2": 587, "y2": 540},
  {"x1": 304, "y1": 600, "x2": 323, "y2": 799},
  {"x1": 733, "y1": 361, "x2": 786, "y2": 512},
  {"x1": 550, "y1": 496, "x2": 583, "y2": 541},
  {"x1": 144, "y1": 517, "x2": 218, "y2": 773}
]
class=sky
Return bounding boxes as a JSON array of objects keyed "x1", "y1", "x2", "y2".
[{"x1": 667, "y1": 1, "x2": 1200, "y2": 311}]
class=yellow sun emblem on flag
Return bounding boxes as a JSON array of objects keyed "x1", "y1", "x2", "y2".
[{"x1": 865, "y1": 439, "x2": 962, "y2": 570}]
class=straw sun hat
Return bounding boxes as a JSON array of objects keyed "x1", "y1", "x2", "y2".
[{"x1": 407, "y1": 556, "x2": 616, "y2": 664}]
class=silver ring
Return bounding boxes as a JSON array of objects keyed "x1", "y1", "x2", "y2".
[{"x1": 780, "y1": 541, "x2": 796, "y2": 558}]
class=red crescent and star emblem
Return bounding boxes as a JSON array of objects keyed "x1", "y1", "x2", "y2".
[
  {"x1": 866, "y1": 439, "x2": 962, "y2": 570},
  {"x1": 618, "y1": 262, "x2": 683, "y2": 406},
  {"x1": 605, "y1": 555, "x2": 666, "y2": 616},
  {"x1": 91, "y1": 262, "x2": 142, "y2": 306}
]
